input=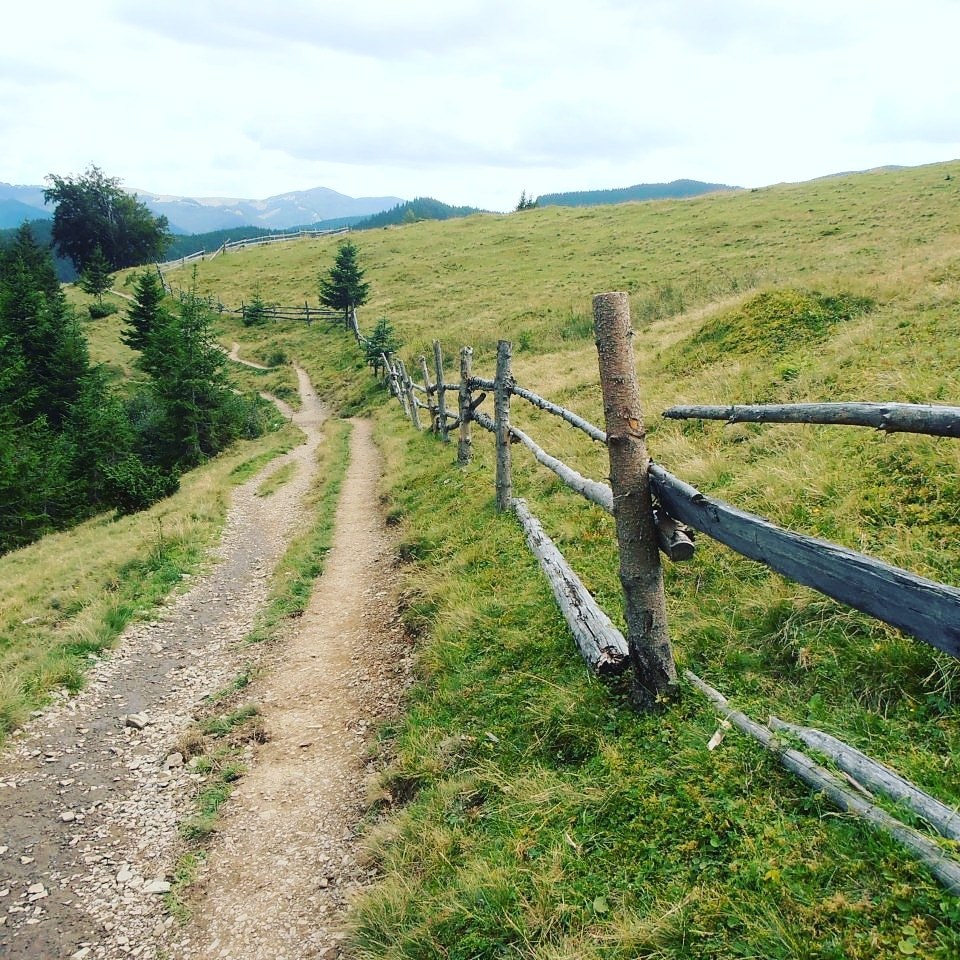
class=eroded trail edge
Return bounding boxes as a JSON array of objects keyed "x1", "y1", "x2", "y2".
[{"x1": 0, "y1": 370, "x2": 405, "y2": 959}]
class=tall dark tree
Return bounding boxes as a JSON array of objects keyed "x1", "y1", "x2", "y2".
[
  {"x1": 43, "y1": 165, "x2": 171, "y2": 272},
  {"x1": 319, "y1": 240, "x2": 369, "y2": 330},
  {"x1": 133, "y1": 275, "x2": 257, "y2": 471},
  {"x1": 0, "y1": 224, "x2": 137, "y2": 549}
]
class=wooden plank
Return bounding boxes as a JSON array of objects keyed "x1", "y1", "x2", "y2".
[
  {"x1": 508, "y1": 424, "x2": 614, "y2": 513},
  {"x1": 513, "y1": 499, "x2": 629, "y2": 675},
  {"x1": 686, "y1": 671, "x2": 960, "y2": 895},
  {"x1": 649, "y1": 465, "x2": 960, "y2": 657},
  {"x1": 663, "y1": 402, "x2": 960, "y2": 439}
]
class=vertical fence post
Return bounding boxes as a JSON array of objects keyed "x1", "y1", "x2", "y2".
[
  {"x1": 433, "y1": 340, "x2": 450, "y2": 443},
  {"x1": 419, "y1": 356, "x2": 437, "y2": 433},
  {"x1": 398, "y1": 359, "x2": 422, "y2": 430},
  {"x1": 458, "y1": 346, "x2": 474, "y2": 464},
  {"x1": 494, "y1": 339, "x2": 513, "y2": 511},
  {"x1": 592, "y1": 292, "x2": 677, "y2": 710}
]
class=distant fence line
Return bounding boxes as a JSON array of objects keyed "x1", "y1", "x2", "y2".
[
  {"x1": 358, "y1": 290, "x2": 960, "y2": 894},
  {"x1": 156, "y1": 269, "x2": 342, "y2": 326},
  {"x1": 155, "y1": 226, "x2": 350, "y2": 274}
]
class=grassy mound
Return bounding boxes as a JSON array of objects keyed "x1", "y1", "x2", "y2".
[{"x1": 675, "y1": 288, "x2": 875, "y2": 367}]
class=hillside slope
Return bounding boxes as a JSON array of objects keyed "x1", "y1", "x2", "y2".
[{"x1": 140, "y1": 160, "x2": 960, "y2": 958}]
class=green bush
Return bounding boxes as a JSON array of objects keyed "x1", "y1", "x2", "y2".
[
  {"x1": 88, "y1": 301, "x2": 118, "y2": 319},
  {"x1": 102, "y1": 455, "x2": 179, "y2": 515}
]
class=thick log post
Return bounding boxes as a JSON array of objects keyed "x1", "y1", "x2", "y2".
[
  {"x1": 420, "y1": 355, "x2": 438, "y2": 433},
  {"x1": 593, "y1": 292, "x2": 677, "y2": 709},
  {"x1": 398, "y1": 359, "x2": 421, "y2": 430},
  {"x1": 458, "y1": 347, "x2": 474, "y2": 464},
  {"x1": 494, "y1": 339, "x2": 514, "y2": 511},
  {"x1": 433, "y1": 340, "x2": 450, "y2": 443}
]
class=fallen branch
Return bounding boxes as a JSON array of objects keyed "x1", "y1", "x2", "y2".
[
  {"x1": 685, "y1": 670, "x2": 960, "y2": 895},
  {"x1": 768, "y1": 716, "x2": 960, "y2": 842},
  {"x1": 513, "y1": 498, "x2": 629, "y2": 674}
]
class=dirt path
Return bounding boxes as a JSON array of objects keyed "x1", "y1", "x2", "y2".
[
  {"x1": 0, "y1": 369, "x2": 406, "y2": 959},
  {"x1": 170, "y1": 418, "x2": 409, "y2": 960}
]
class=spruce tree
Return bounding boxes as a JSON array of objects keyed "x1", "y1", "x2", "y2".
[
  {"x1": 319, "y1": 240, "x2": 370, "y2": 329},
  {"x1": 78, "y1": 245, "x2": 113, "y2": 305}
]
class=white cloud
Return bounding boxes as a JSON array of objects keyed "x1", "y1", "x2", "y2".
[{"x1": 1, "y1": 0, "x2": 958, "y2": 211}]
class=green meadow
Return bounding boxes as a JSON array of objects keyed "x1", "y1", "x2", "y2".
[{"x1": 29, "y1": 161, "x2": 960, "y2": 956}]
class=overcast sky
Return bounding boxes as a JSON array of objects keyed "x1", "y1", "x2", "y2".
[{"x1": 3, "y1": 0, "x2": 959, "y2": 212}]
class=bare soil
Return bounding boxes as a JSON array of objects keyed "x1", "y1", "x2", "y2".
[{"x1": 0, "y1": 364, "x2": 408, "y2": 960}]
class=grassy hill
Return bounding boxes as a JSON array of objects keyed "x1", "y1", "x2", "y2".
[{"x1": 55, "y1": 160, "x2": 960, "y2": 956}]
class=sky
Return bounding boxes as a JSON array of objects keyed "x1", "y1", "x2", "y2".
[{"x1": 3, "y1": 0, "x2": 960, "y2": 212}]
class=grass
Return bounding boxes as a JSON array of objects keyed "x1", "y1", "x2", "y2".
[
  {"x1": 255, "y1": 460, "x2": 297, "y2": 497},
  {"x1": 74, "y1": 160, "x2": 960, "y2": 956},
  {"x1": 0, "y1": 421, "x2": 301, "y2": 742}
]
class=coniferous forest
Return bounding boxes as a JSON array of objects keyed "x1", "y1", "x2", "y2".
[{"x1": 0, "y1": 224, "x2": 275, "y2": 554}]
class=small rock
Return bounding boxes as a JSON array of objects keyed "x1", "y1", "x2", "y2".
[
  {"x1": 125, "y1": 713, "x2": 150, "y2": 730},
  {"x1": 163, "y1": 753, "x2": 184, "y2": 770},
  {"x1": 70, "y1": 949, "x2": 91, "y2": 960},
  {"x1": 117, "y1": 867, "x2": 135, "y2": 884},
  {"x1": 60, "y1": 811, "x2": 76, "y2": 823},
  {"x1": 19, "y1": 856, "x2": 35, "y2": 865},
  {"x1": 143, "y1": 879, "x2": 170, "y2": 895},
  {"x1": 27, "y1": 883, "x2": 46, "y2": 895}
]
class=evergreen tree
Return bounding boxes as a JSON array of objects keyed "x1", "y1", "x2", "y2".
[
  {"x1": 133, "y1": 275, "x2": 260, "y2": 471},
  {"x1": 364, "y1": 316, "x2": 401, "y2": 378},
  {"x1": 319, "y1": 240, "x2": 370, "y2": 329},
  {"x1": 78, "y1": 244, "x2": 113, "y2": 304},
  {"x1": 123, "y1": 270, "x2": 170, "y2": 352}
]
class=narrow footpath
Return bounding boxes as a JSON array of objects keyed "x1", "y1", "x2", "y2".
[{"x1": 0, "y1": 365, "x2": 408, "y2": 959}]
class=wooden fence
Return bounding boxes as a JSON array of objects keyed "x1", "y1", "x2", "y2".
[
  {"x1": 155, "y1": 227, "x2": 349, "y2": 274},
  {"x1": 156, "y1": 271, "x2": 342, "y2": 326},
  {"x1": 364, "y1": 290, "x2": 960, "y2": 893}
]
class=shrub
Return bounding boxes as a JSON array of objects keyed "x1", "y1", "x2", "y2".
[
  {"x1": 88, "y1": 301, "x2": 118, "y2": 319},
  {"x1": 102, "y1": 455, "x2": 180, "y2": 515}
]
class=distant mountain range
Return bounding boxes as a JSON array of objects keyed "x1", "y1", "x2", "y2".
[
  {"x1": 0, "y1": 182, "x2": 404, "y2": 233},
  {"x1": 535, "y1": 179, "x2": 740, "y2": 208}
]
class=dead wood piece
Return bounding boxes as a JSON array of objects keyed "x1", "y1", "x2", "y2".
[
  {"x1": 513, "y1": 499, "x2": 629, "y2": 674},
  {"x1": 686, "y1": 671, "x2": 960, "y2": 895},
  {"x1": 663, "y1": 402, "x2": 960, "y2": 439},
  {"x1": 768, "y1": 716, "x2": 960, "y2": 842}
]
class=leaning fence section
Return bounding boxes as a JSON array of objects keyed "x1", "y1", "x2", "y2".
[{"x1": 367, "y1": 291, "x2": 960, "y2": 894}]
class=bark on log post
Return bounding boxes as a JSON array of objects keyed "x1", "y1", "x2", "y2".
[
  {"x1": 391, "y1": 358, "x2": 410, "y2": 418},
  {"x1": 593, "y1": 291, "x2": 678, "y2": 709},
  {"x1": 398, "y1": 359, "x2": 421, "y2": 430},
  {"x1": 433, "y1": 340, "x2": 450, "y2": 443},
  {"x1": 419, "y1": 355, "x2": 438, "y2": 433},
  {"x1": 494, "y1": 340, "x2": 514, "y2": 512},
  {"x1": 458, "y1": 347, "x2": 474, "y2": 464}
]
